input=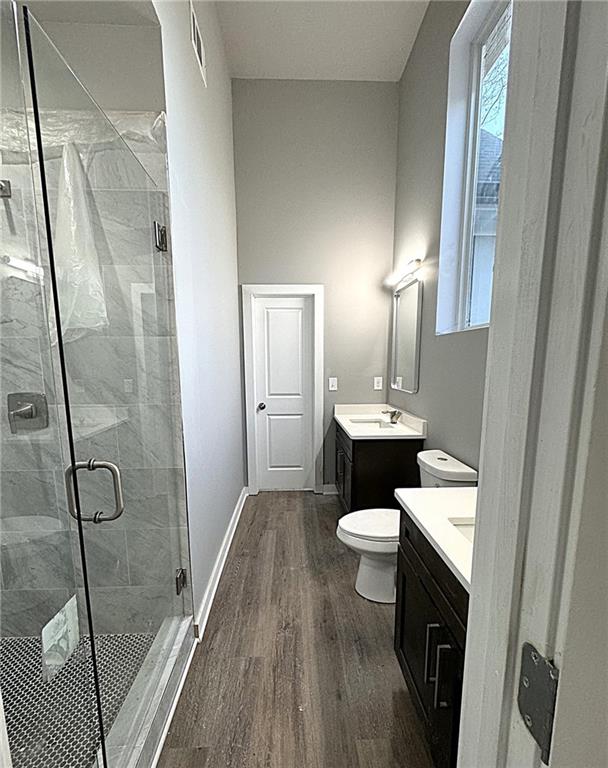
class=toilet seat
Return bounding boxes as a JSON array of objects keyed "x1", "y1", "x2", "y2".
[
  {"x1": 336, "y1": 508, "x2": 400, "y2": 602},
  {"x1": 338, "y1": 508, "x2": 399, "y2": 543}
]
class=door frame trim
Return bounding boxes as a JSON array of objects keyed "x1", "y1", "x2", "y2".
[
  {"x1": 459, "y1": 2, "x2": 608, "y2": 765},
  {"x1": 242, "y1": 284, "x2": 324, "y2": 495}
]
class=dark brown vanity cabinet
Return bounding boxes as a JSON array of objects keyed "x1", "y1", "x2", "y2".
[
  {"x1": 395, "y1": 510, "x2": 468, "y2": 768},
  {"x1": 335, "y1": 422, "x2": 423, "y2": 514}
]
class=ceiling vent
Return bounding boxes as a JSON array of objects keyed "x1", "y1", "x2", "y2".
[{"x1": 190, "y1": 2, "x2": 207, "y2": 87}]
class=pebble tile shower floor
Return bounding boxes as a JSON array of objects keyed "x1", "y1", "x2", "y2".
[{"x1": 0, "y1": 632, "x2": 154, "y2": 768}]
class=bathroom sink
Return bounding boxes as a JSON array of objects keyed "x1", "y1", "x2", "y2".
[
  {"x1": 448, "y1": 516, "x2": 475, "y2": 543},
  {"x1": 348, "y1": 418, "x2": 395, "y2": 428},
  {"x1": 334, "y1": 406, "x2": 427, "y2": 441}
]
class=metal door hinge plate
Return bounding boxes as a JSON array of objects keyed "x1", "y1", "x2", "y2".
[
  {"x1": 518, "y1": 642, "x2": 559, "y2": 764},
  {"x1": 175, "y1": 567, "x2": 188, "y2": 596},
  {"x1": 154, "y1": 221, "x2": 168, "y2": 252}
]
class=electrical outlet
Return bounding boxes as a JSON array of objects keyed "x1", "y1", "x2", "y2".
[
  {"x1": 328, "y1": 377, "x2": 338, "y2": 391},
  {"x1": 373, "y1": 376, "x2": 383, "y2": 391}
]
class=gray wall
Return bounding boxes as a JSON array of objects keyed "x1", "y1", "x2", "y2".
[
  {"x1": 0, "y1": 103, "x2": 75, "y2": 637},
  {"x1": 389, "y1": 1, "x2": 487, "y2": 469},
  {"x1": 233, "y1": 79, "x2": 399, "y2": 483},
  {"x1": 155, "y1": 0, "x2": 245, "y2": 622}
]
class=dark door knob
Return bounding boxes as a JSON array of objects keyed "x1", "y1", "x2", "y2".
[{"x1": 257, "y1": 402, "x2": 266, "y2": 411}]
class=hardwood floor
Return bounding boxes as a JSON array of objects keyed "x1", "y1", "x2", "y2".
[{"x1": 159, "y1": 492, "x2": 433, "y2": 768}]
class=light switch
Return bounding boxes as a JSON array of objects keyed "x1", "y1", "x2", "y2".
[
  {"x1": 373, "y1": 376, "x2": 383, "y2": 391},
  {"x1": 328, "y1": 377, "x2": 338, "y2": 391}
]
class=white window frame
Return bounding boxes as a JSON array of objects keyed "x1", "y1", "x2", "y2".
[{"x1": 436, "y1": 0, "x2": 511, "y2": 336}]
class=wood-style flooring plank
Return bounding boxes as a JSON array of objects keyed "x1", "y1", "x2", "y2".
[
  {"x1": 160, "y1": 491, "x2": 433, "y2": 768},
  {"x1": 157, "y1": 747, "x2": 208, "y2": 767}
]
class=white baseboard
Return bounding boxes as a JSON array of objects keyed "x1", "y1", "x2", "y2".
[
  {"x1": 194, "y1": 486, "x2": 249, "y2": 635},
  {"x1": 322, "y1": 484, "x2": 338, "y2": 495},
  {"x1": 150, "y1": 485, "x2": 249, "y2": 767}
]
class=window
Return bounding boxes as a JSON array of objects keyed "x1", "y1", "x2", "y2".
[{"x1": 436, "y1": 2, "x2": 512, "y2": 335}]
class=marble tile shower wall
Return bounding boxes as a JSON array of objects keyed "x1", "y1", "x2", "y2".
[
  {"x1": 0, "y1": 158, "x2": 77, "y2": 638},
  {"x1": 0, "y1": 130, "x2": 191, "y2": 638}
]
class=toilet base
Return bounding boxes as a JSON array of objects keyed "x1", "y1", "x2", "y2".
[{"x1": 354, "y1": 553, "x2": 397, "y2": 603}]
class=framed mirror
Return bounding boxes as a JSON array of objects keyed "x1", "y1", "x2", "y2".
[{"x1": 390, "y1": 278, "x2": 422, "y2": 394}]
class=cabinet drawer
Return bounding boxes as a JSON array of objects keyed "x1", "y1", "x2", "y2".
[{"x1": 400, "y1": 510, "x2": 469, "y2": 636}]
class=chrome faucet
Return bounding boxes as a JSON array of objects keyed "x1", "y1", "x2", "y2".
[{"x1": 382, "y1": 409, "x2": 402, "y2": 424}]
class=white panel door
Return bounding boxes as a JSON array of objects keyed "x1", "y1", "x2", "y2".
[{"x1": 253, "y1": 296, "x2": 314, "y2": 490}]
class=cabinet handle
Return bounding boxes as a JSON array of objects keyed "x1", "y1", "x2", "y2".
[
  {"x1": 424, "y1": 623, "x2": 441, "y2": 683},
  {"x1": 433, "y1": 643, "x2": 454, "y2": 710},
  {"x1": 336, "y1": 450, "x2": 344, "y2": 485}
]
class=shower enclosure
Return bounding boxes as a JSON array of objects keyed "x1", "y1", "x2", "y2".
[{"x1": 0, "y1": 3, "x2": 194, "y2": 766}]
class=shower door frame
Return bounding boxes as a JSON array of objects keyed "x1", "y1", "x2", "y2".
[
  {"x1": 21, "y1": 6, "x2": 120, "y2": 764},
  {"x1": 10, "y1": 3, "x2": 196, "y2": 766},
  {"x1": 0, "y1": 691, "x2": 12, "y2": 768}
]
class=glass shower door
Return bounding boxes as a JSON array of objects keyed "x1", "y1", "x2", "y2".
[
  {"x1": 1, "y1": 2, "x2": 104, "y2": 766},
  {"x1": 19, "y1": 6, "x2": 193, "y2": 766}
]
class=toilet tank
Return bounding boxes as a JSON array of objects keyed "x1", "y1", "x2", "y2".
[{"x1": 417, "y1": 449, "x2": 478, "y2": 488}]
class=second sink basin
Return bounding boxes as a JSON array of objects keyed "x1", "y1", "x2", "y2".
[{"x1": 448, "y1": 516, "x2": 475, "y2": 544}]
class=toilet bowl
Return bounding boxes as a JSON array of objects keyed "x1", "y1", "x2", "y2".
[{"x1": 336, "y1": 508, "x2": 400, "y2": 603}]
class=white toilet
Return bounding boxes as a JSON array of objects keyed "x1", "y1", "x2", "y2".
[
  {"x1": 337, "y1": 450, "x2": 477, "y2": 603},
  {"x1": 336, "y1": 508, "x2": 400, "y2": 603},
  {"x1": 417, "y1": 449, "x2": 478, "y2": 488}
]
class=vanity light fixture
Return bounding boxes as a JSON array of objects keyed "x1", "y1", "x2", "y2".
[
  {"x1": 406, "y1": 258, "x2": 422, "y2": 275},
  {"x1": 394, "y1": 259, "x2": 423, "y2": 292}
]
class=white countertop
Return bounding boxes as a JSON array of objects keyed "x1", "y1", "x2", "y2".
[
  {"x1": 334, "y1": 404, "x2": 427, "y2": 440},
  {"x1": 394, "y1": 487, "x2": 477, "y2": 591}
]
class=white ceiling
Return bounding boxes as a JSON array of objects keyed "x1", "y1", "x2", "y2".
[{"x1": 216, "y1": 1, "x2": 429, "y2": 82}]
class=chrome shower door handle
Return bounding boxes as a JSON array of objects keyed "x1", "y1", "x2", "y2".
[
  {"x1": 65, "y1": 458, "x2": 125, "y2": 524},
  {"x1": 90, "y1": 460, "x2": 125, "y2": 522}
]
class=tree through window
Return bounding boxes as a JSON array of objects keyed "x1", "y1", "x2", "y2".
[{"x1": 467, "y1": 3, "x2": 512, "y2": 327}]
